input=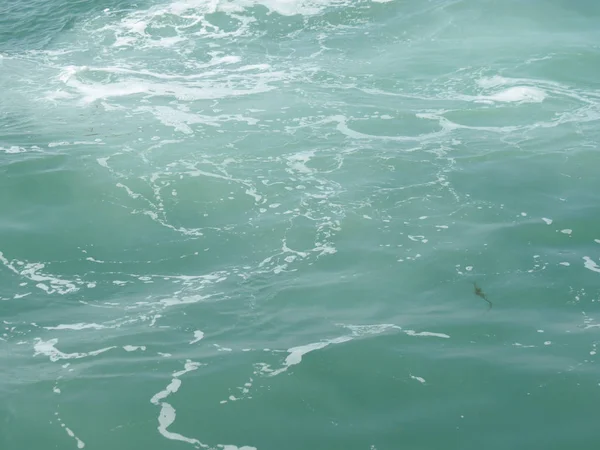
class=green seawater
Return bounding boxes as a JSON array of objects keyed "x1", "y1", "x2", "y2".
[{"x1": 1, "y1": 1, "x2": 600, "y2": 449}]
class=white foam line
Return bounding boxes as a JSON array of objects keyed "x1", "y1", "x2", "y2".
[
  {"x1": 219, "y1": 446, "x2": 257, "y2": 450},
  {"x1": 0, "y1": 252, "x2": 82, "y2": 295},
  {"x1": 78, "y1": 59, "x2": 243, "y2": 80},
  {"x1": 33, "y1": 338, "x2": 116, "y2": 362},
  {"x1": 44, "y1": 323, "x2": 107, "y2": 331},
  {"x1": 160, "y1": 293, "x2": 217, "y2": 307},
  {"x1": 342, "y1": 111, "x2": 499, "y2": 143},
  {"x1": 340, "y1": 323, "x2": 450, "y2": 339},
  {"x1": 472, "y1": 86, "x2": 546, "y2": 104},
  {"x1": 151, "y1": 360, "x2": 207, "y2": 447},
  {"x1": 214, "y1": 344, "x2": 233, "y2": 352},
  {"x1": 149, "y1": 314, "x2": 162, "y2": 327},
  {"x1": 137, "y1": 209, "x2": 204, "y2": 237},
  {"x1": 0, "y1": 145, "x2": 28, "y2": 154},
  {"x1": 410, "y1": 375, "x2": 426, "y2": 384},
  {"x1": 340, "y1": 323, "x2": 401, "y2": 336},
  {"x1": 56, "y1": 412, "x2": 86, "y2": 448},
  {"x1": 220, "y1": 376, "x2": 254, "y2": 404},
  {"x1": 282, "y1": 239, "x2": 309, "y2": 258},
  {"x1": 404, "y1": 330, "x2": 450, "y2": 339},
  {"x1": 262, "y1": 324, "x2": 449, "y2": 377},
  {"x1": 190, "y1": 330, "x2": 204, "y2": 344},
  {"x1": 273, "y1": 336, "x2": 352, "y2": 376},
  {"x1": 256, "y1": 337, "x2": 350, "y2": 378},
  {"x1": 63, "y1": 72, "x2": 280, "y2": 104},
  {"x1": 123, "y1": 345, "x2": 146, "y2": 352},
  {"x1": 64, "y1": 426, "x2": 86, "y2": 449},
  {"x1": 583, "y1": 256, "x2": 600, "y2": 274}
]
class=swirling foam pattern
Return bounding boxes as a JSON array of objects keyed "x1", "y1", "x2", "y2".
[{"x1": 2, "y1": 0, "x2": 600, "y2": 449}]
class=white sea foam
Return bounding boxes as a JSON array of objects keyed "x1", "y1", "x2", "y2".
[
  {"x1": 477, "y1": 76, "x2": 510, "y2": 89},
  {"x1": 151, "y1": 360, "x2": 205, "y2": 447},
  {"x1": 286, "y1": 150, "x2": 316, "y2": 174},
  {"x1": 281, "y1": 336, "x2": 352, "y2": 371},
  {"x1": 214, "y1": 344, "x2": 233, "y2": 352},
  {"x1": 190, "y1": 330, "x2": 205, "y2": 344},
  {"x1": 583, "y1": 256, "x2": 600, "y2": 274},
  {"x1": 33, "y1": 338, "x2": 116, "y2": 362},
  {"x1": 123, "y1": 345, "x2": 146, "y2": 352},
  {"x1": 404, "y1": 330, "x2": 450, "y2": 339},
  {"x1": 410, "y1": 375, "x2": 426, "y2": 383},
  {"x1": 167, "y1": 0, "x2": 352, "y2": 17},
  {"x1": 258, "y1": 324, "x2": 448, "y2": 378},
  {"x1": 0, "y1": 252, "x2": 83, "y2": 295},
  {"x1": 483, "y1": 86, "x2": 546, "y2": 103},
  {"x1": 160, "y1": 293, "x2": 216, "y2": 307},
  {"x1": 57, "y1": 63, "x2": 283, "y2": 105},
  {"x1": 55, "y1": 413, "x2": 86, "y2": 448},
  {"x1": 0, "y1": 145, "x2": 27, "y2": 153},
  {"x1": 44, "y1": 323, "x2": 107, "y2": 331},
  {"x1": 219, "y1": 446, "x2": 257, "y2": 450},
  {"x1": 151, "y1": 360, "x2": 255, "y2": 449},
  {"x1": 340, "y1": 323, "x2": 401, "y2": 336}
]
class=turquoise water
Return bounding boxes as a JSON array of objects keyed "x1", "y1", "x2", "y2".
[{"x1": 2, "y1": 0, "x2": 600, "y2": 449}]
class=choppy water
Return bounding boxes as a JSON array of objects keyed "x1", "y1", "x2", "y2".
[{"x1": 2, "y1": 1, "x2": 600, "y2": 449}]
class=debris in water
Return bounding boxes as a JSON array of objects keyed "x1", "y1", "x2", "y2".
[{"x1": 473, "y1": 282, "x2": 492, "y2": 309}]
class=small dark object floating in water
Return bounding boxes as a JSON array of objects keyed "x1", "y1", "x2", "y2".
[{"x1": 473, "y1": 282, "x2": 492, "y2": 309}]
